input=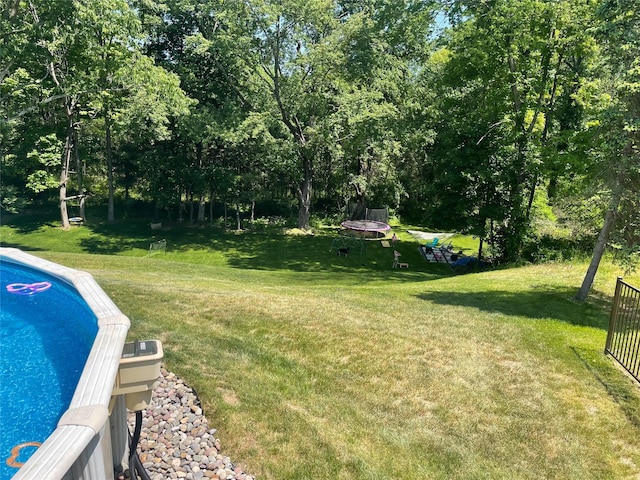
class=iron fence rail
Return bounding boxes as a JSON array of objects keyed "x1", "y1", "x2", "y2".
[{"x1": 605, "y1": 277, "x2": 640, "y2": 384}]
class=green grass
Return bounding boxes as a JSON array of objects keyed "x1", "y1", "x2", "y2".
[{"x1": 2, "y1": 211, "x2": 640, "y2": 479}]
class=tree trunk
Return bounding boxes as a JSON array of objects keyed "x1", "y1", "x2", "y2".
[
  {"x1": 73, "y1": 126, "x2": 84, "y2": 213},
  {"x1": 575, "y1": 181, "x2": 623, "y2": 301},
  {"x1": 59, "y1": 159, "x2": 70, "y2": 229},
  {"x1": 198, "y1": 194, "x2": 206, "y2": 223},
  {"x1": 350, "y1": 198, "x2": 366, "y2": 221},
  {"x1": 59, "y1": 102, "x2": 74, "y2": 229},
  {"x1": 79, "y1": 196, "x2": 86, "y2": 223},
  {"x1": 504, "y1": 42, "x2": 530, "y2": 262},
  {"x1": 527, "y1": 51, "x2": 562, "y2": 220},
  {"x1": 188, "y1": 189, "x2": 194, "y2": 224},
  {"x1": 525, "y1": 172, "x2": 538, "y2": 219},
  {"x1": 297, "y1": 177, "x2": 311, "y2": 229},
  {"x1": 106, "y1": 113, "x2": 115, "y2": 223},
  {"x1": 297, "y1": 152, "x2": 312, "y2": 229},
  {"x1": 267, "y1": 27, "x2": 314, "y2": 231},
  {"x1": 209, "y1": 188, "x2": 215, "y2": 226}
]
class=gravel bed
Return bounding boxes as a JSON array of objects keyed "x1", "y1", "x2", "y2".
[{"x1": 126, "y1": 367, "x2": 254, "y2": 480}]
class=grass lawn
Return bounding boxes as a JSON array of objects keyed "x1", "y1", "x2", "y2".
[{"x1": 2, "y1": 210, "x2": 640, "y2": 479}]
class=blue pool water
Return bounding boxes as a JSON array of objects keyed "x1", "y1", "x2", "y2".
[{"x1": 0, "y1": 258, "x2": 98, "y2": 480}]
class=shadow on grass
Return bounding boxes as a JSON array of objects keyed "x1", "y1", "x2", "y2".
[
  {"x1": 0, "y1": 211, "x2": 474, "y2": 284},
  {"x1": 66, "y1": 220, "x2": 453, "y2": 278},
  {"x1": 0, "y1": 210, "x2": 61, "y2": 234},
  {"x1": 0, "y1": 242, "x2": 47, "y2": 252},
  {"x1": 2, "y1": 212, "x2": 451, "y2": 281},
  {"x1": 77, "y1": 224, "x2": 161, "y2": 254},
  {"x1": 416, "y1": 286, "x2": 610, "y2": 329}
]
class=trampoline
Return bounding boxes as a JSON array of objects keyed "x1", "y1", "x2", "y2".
[{"x1": 341, "y1": 220, "x2": 391, "y2": 237}]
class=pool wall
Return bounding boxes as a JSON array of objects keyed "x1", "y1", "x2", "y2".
[{"x1": 2, "y1": 248, "x2": 130, "y2": 480}]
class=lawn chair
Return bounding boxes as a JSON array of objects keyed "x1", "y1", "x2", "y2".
[
  {"x1": 425, "y1": 237, "x2": 439, "y2": 248},
  {"x1": 393, "y1": 250, "x2": 409, "y2": 268}
]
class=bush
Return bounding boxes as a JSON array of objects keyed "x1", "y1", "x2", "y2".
[
  {"x1": 522, "y1": 233, "x2": 595, "y2": 263},
  {"x1": 254, "y1": 199, "x2": 296, "y2": 218}
]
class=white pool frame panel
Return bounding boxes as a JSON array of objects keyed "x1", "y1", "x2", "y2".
[{"x1": 1, "y1": 248, "x2": 130, "y2": 480}]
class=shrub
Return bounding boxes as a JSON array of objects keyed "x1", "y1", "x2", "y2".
[{"x1": 522, "y1": 233, "x2": 595, "y2": 263}]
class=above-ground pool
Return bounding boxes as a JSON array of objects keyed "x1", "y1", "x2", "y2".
[
  {"x1": 1, "y1": 258, "x2": 99, "y2": 479},
  {"x1": 0, "y1": 249, "x2": 131, "y2": 480}
]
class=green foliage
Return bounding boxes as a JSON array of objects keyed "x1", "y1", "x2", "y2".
[
  {"x1": 25, "y1": 170, "x2": 59, "y2": 194},
  {"x1": 25, "y1": 134, "x2": 62, "y2": 193},
  {"x1": 2, "y1": 0, "x2": 638, "y2": 272},
  {"x1": 0, "y1": 185, "x2": 25, "y2": 214},
  {"x1": 522, "y1": 233, "x2": 594, "y2": 263},
  {"x1": 424, "y1": 0, "x2": 604, "y2": 263}
]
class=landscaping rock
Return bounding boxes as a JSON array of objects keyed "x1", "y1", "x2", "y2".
[{"x1": 127, "y1": 367, "x2": 253, "y2": 479}]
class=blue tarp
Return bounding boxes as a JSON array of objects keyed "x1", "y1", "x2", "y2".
[{"x1": 451, "y1": 256, "x2": 476, "y2": 267}]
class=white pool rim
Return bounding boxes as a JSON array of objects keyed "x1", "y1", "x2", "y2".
[{"x1": 1, "y1": 248, "x2": 130, "y2": 480}]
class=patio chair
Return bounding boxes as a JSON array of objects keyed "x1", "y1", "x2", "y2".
[
  {"x1": 393, "y1": 250, "x2": 409, "y2": 268},
  {"x1": 425, "y1": 237, "x2": 439, "y2": 248}
]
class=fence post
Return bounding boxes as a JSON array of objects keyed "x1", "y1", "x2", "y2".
[{"x1": 605, "y1": 277, "x2": 623, "y2": 355}]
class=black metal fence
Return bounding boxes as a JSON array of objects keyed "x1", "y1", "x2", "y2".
[{"x1": 605, "y1": 277, "x2": 640, "y2": 384}]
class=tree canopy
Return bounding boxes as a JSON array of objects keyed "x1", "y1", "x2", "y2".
[{"x1": 1, "y1": 0, "x2": 638, "y2": 295}]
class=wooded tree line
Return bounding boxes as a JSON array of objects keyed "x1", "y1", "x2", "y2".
[{"x1": 1, "y1": 0, "x2": 638, "y2": 270}]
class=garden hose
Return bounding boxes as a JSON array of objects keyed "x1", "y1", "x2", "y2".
[{"x1": 128, "y1": 410, "x2": 152, "y2": 480}]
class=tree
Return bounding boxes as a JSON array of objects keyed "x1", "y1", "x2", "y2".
[
  {"x1": 575, "y1": 0, "x2": 640, "y2": 300},
  {"x1": 78, "y1": 0, "x2": 191, "y2": 223},
  {"x1": 1, "y1": 1, "x2": 190, "y2": 225},
  {"x1": 239, "y1": 0, "x2": 342, "y2": 229},
  {"x1": 31, "y1": 0, "x2": 91, "y2": 228},
  {"x1": 240, "y1": 0, "x2": 435, "y2": 228},
  {"x1": 329, "y1": 6, "x2": 426, "y2": 218},
  {"x1": 3, "y1": 1, "x2": 128, "y2": 227},
  {"x1": 426, "y1": 0, "x2": 599, "y2": 262},
  {"x1": 135, "y1": 0, "x2": 252, "y2": 222}
]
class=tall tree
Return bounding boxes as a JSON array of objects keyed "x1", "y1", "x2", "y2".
[
  {"x1": 241, "y1": 0, "x2": 435, "y2": 228},
  {"x1": 135, "y1": 0, "x2": 252, "y2": 221},
  {"x1": 80, "y1": 0, "x2": 143, "y2": 222},
  {"x1": 240, "y1": 0, "x2": 341, "y2": 228},
  {"x1": 28, "y1": 0, "x2": 93, "y2": 228},
  {"x1": 331, "y1": 4, "x2": 431, "y2": 217},
  {"x1": 575, "y1": 0, "x2": 640, "y2": 300},
  {"x1": 79, "y1": 0, "x2": 191, "y2": 222},
  {"x1": 3, "y1": 1, "x2": 132, "y2": 227},
  {"x1": 429, "y1": 0, "x2": 599, "y2": 261},
  {"x1": 1, "y1": 2, "x2": 51, "y2": 212},
  {"x1": 2, "y1": 0, "x2": 190, "y2": 224}
]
